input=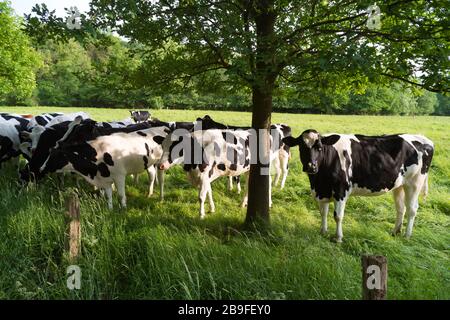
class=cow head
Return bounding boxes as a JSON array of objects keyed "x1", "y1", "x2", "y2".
[
  {"x1": 196, "y1": 115, "x2": 227, "y2": 130},
  {"x1": 158, "y1": 130, "x2": 187, "y2": 170},
  {"x1": 283, "y1": 129, "x2": 323, "y2": 174},
  {"x1": 19, "y1": 142, "x2": 32, "y2": 159},
  {"x1": 56, "y1": 117, "x2": 97, "y2": 149},
  {"x1": 158, "y1": 129, "x2": 204, "y2": 171},
  {"x1": 39, "y1": 147, "x2": 70, "y2": 175},
  {"x1": 20, "y1": 125, "x2": 46, "y2": 155}
]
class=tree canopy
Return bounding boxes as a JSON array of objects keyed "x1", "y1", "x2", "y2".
[
  {"x1": 83, "y1": 1, "x2": 449, "y2": 92},
  {"x1": 0, "y1": 0, "x2": 41, "y2": 101}
]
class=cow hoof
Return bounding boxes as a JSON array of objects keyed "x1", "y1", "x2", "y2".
[
  {"x1": 331, "y1": 237, "x2": 343, "y2": 243},
  {"x1": 391, "y1": 229, "x2": 401, "y2": 236},
  {"x1": 320, "y1": 229, "x2": 328, "y2": 236}
]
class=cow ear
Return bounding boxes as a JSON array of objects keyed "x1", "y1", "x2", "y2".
[
  {"x1": 73, "y1": 116, "x2": 83, "y2": 125},
  {"x1": 317, "y1": 134, "x2": 323, "y2": 147},
  {"x1": 34, "y1": 125, "x2": 45, "y2": 134},
  {"x1": 282, "y1": 136, "x2": 300, "y2": 147},
  {"x1": 204, "y1": 115, "x2": 211, "y2": 120},
  {"x1": 19, "y1": 142, "x2": 31, "y2": 154}
]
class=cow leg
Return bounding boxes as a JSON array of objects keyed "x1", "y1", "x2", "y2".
[
  {"x1": 272, "y1": 156, "x2": 281, "y2": 187},
  {"x1": 319, "y1": 201, "x2": 330, "y2": 235},
  {"x1": 392, "y1": 187, "x2": 406, "y2": 235},
  {"x1": 58, "y1": 174, "x2": 65, "y2": 189},
  {"x1": 115, "y1": 176, "x2": 127, "y2": 209},
  {"x1": 104, "y1": 185, "x2": 113, "y2": 210},
  {"x1": 147, "y1": 165, "x2": 156, "y2": 197},
  {"x1": 240, "y1": 172, "x2": 250, "y2": 207},
  {"x1": 280, "y1": 152, "x2": 289, "y2": 189},
  {"x1": 198, "y1": 179, "x2": 210, "y2": 219},
  {"x1": 133, "y1": 173, "x2": 139, "y2": 184},
  {"x1": 228, "y1": 176, "x2": 233, "y2": 191},
  {"x1": 157, "y1": 168, "x2": 164, "y2": 200},
  {"x1": 241, "y1": 192, "x2": 248, "y2": 207},
  {"x1": 235, "y1": 176, "x2": 241, "y2": 194},
  {"x1": 333, "y1": 199, "x2": 347, "y2": 243},
  {"x1": 404, "y1": 179, "x2": 423, "y2": 239},
  {"x1": 269, "y1": 173, "x2": 273, "y2": 208},
  {"x1": 10, "y1": 156, "x2": 20, "y2": 172},
  {"x1": 207, "y1": 184, "x2": 215, "y2": 213},
  {"x1": 421, "y1": 174, "x2": 429, "y2": 201}
]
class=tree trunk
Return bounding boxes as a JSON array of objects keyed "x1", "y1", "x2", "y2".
[
  {"x1": 245, "y1": 87, "x2": 273, "y2": 226},
  {"x1": 245, "y1": 0, "x2": 277, "y2": 227}
]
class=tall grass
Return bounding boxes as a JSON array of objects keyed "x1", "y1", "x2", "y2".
[{"x1": 0, "y1": 107, "x2": 448, "y2": 299}]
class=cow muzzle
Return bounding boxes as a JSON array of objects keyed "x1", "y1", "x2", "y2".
[
  {"x1": 304, "y1": 161, "x2": 318, "y2": 174},
  {"x1": 158, "y1": 161, "x2": 171, "y2": 171}
]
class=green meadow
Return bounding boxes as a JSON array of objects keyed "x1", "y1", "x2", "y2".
[{"x1": 0, "y1": 106, "x2": 448, "y2": 299}]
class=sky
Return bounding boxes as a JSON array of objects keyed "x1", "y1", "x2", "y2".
[{"x1": 11, "y1": 0, "x2": 91, "y2": 17}]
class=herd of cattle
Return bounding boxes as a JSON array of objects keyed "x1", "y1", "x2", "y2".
[{"x1": 0, "y1": 110, "x2": 434, "y2": 241}]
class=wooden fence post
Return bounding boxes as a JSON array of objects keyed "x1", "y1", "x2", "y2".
[
  {"x1": 65, "y1": 193, "x2": 81, "y2": 263},
  {"x1": 362, "y1": 254, "x2": 387, "y2": 300}
]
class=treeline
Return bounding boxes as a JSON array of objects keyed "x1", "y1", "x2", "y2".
[
  {"x1": 4, "y1": 37, "x2": 447, "y2": 115},
  {"x1": 0, "y1": 1, "x2": 448, "y2": 115}
]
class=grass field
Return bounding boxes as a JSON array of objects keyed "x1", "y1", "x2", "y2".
[{"x1": 0, "y1": 106, "x2": 449, "y2": 299}]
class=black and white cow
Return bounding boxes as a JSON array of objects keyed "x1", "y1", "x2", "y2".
[
  {"x1": 39, "y1": 118, "x2": 169, "y2": 209},
  {"x1": 130, "y1": 110, "x2": 151, "y2": 123},
  {"x1": 19, "y1": 118, "x2": 133, "y2": 166},
  {"x1": 26, "y1": 112, "x2": 90, "y2": 129},
  {"x1": 157, "y1": 129, "x2": 254, "y2": 218},
  {"x1": 0, "y1": 113, "x2": 31, "y2": 167},
  {"x1": 98, "y1": 118, "x2": 134, "y2": 128},
  {"x1": 26, "y1": 112, "x2": 63, "y2": 128},
  {"x1": 19, "y1": 121, "x2": 73, "y2": 182},
  {"x1": 283, "y1": 130, "x2": 434, "y2": 241},
  {"x1": 21, "y1": 112, "x2": 91, "y2": 156},
  {"x1": 197, "y1": 115, "x2": 292, "y2": 192},
  {"x1": 157, "y1": 126, "x2": 288, "y2": 218}
]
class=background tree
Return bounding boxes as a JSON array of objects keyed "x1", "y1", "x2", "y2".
[
  {"x1": 36, "y1": 39, "x2": 93, "y2": 106},
  {"x1": 416, "y1": 89, "x2": 439, "y2": 115},
  {"x1": 435, "y1": 93, "x2": 450, "y2": 115},
  {"x1": 0, "y1": 0, "x2": 41, "y2": 103}
]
